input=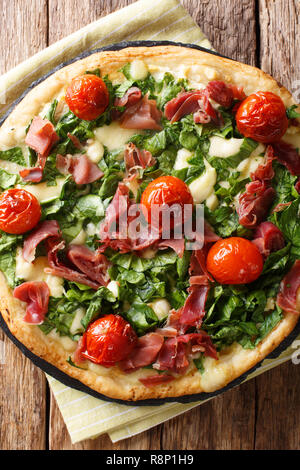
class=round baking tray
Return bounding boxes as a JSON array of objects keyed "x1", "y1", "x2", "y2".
[{"x1": 0, "y1": 40, "x2": 299, "y2": 406}]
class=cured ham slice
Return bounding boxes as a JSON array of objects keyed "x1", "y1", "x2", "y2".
[
  {"x1": 114, "y1": 87, "x2": 142, "y2": 108},
  {"x1": 25, "y1": 116, "x2": 59, "y2": 158},
  {"x1": 139, "y1": 374, "x2": 175, "y2": 387},
  {"x1": 45, "y1": 239, "x2": 104, "y2": 289},
  {"x1": 21, "y1": 117, "x2": 59, "y2": 183},
  {"x1": 277, "y1": 260, "x2": 300, "y2": 314},
  {"x1": 56, "y1": 154, "x2": 103, "y2": 184},
  {"x1": 251, "y1": 146, "x2": 275, "y2": 181},
  {"x1": 272, "y1": 141, "x2": 300, "y2": 176},
  {"x1": 67, "y1": 244, "x2": 111, "y2": 286},
  {"x1": 124, "y1": 142, "x2": 156, "y2": 176},
  {"x1": 237, "y1": 180, "x2": 275, "y2": 228},
  {"x1": 119, "y1": 95, "x2": 162, "y2": 130},
  {"x1": 206, "y1": 81, "x2": 234, "y2": 108},
  {"x1": 153, "y1": 332, "x2": 217, "y2": 375},
  {"x1": 157, "y1": 237, "x2": 185, "y2": 258},
  {"x1": 13, "y1": 281, "x2": 50, "y2": 324},
  {"x1": 73, "y1": 335, "x2": 86, "y2": 364},
  {"x1": 119, "y1": 333, "x2": 164, "y2": 372},
  {"x1": 22, "y1": 220, "x2": 61, "y2": 263},
  {"x1": 252, "y1": 221, "x2": 285, "y2": 257},
  {"x1": 179, "y1": 284, "x2": 209, "y2": 328}
]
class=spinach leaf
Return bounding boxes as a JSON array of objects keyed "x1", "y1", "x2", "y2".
[
  {"x1": 0, "y1": 168, "x2": 18, "y2": 189},
  {"x1": 0, "y1": 147, "x2": 26, "y2": 166},
  {"x1": 123, "y1": 301, "x2": 159, "y2": 336}
]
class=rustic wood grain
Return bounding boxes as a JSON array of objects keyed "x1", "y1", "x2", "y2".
[
  {"x1": 259, "y1": 0, "x2": 300, "y2": 91},
  {"x1": 0, "y1": 0, "x2": 48, "y2": 451},
  {"x1": 0, "y1": 0, "x2": 48, "y2": 74},
  {"x1": 255, "y1": 0, "x2": 300, "y2": 450},
  {"x1": 181, "y1": 0, "x2": 257, "y2": 65}
]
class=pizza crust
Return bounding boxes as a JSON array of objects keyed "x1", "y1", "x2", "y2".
[{"x1": 0, "y1": 45, "x2": 299, "y2": 401}]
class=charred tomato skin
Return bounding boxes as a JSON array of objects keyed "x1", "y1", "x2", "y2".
[
  {"x1": 206, "y1": 237, "x2": 264, "y2": 285},
  {"x1": 0, "y1": 188, "x2": 41, "y2": 234},
  {"x1": 81, "y1": 314, "x2": 138, "y2": 366},
  {"x1": 65, "y1": 74, "x2": 109, "y2": 121},
  {"x1": 140, "y1": 175, "x2": 194, "y2": 227},
  {"x1": 236, "y1": 91, "x2": 288, "y2": 143}
]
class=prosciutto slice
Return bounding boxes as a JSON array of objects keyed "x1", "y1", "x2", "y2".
[
  {"x1": 277, "y1": 260, "x2": 300, "y2": 314},
  {"x1": 45, "y1": 239, "x2": 104, "y2": 289},
  {"x1": 119, "y1": 95, "x2": 162, "y2": 130},
  {"x1": 13, "y1": 281, "x2": 50, "y2": 324},
  {"x1": 139, "y1": 374, "x2": 175, "y2": 387},
  {"x1": 252, "y1": 221, "x2": 285, "y2": 257},
  {"x1": 114, "y1": 87, "x2": 142, "y2": 108},
  {"x1": 179, "y1": 284, "x2": 210, "y2": 328},
  {"x1": 56, "y1": 154, "x2": 103, "y2": 184},
  {"x1": 119, "y1": 333, "x2": 164, "y2": 372},
  {"x1": 67, "y1": 244, "x2": 111, "y2": 286},
  {"x1": 25, "y1": 116, "x2": 59, "y2": 158},
  {"x1": 157, "y1": 237, "x2": 185, "y2": 258},
  {"x1": 21, "y1": 117, "x2": 59, "y2": 183},
  {"x1": 124, "y1": 142, "x2": 156, "y2": 176},
  {"x1": 251, "y1": 146, "x2": 275, "y2": 181},
  {"x1": 272, "y1": 141, "x2": 300, "y2": 176},
  {"x1": 153, "y1": 332, "x2": 218, "y2": 375},
  {"x1": 237, "y1": 180, "x2": 275, "y2": 228},
  {"x1": 22, "y1": 220, "x2": 61, "y2": 263},
  {"x1": 206, "y1": 81, "x2": 234, "y2": 108}
]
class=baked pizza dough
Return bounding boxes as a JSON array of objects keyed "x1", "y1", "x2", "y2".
[{"x1": 0, "y1": 45, "x2": 299, "y2": 401}]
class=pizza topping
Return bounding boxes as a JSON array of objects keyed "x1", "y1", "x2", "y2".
[
  {"x1": 236, "y1": 91, "x2": 289, "y2": 143},
  {"x1": 272, "y1": 140, "x2": 300, "y2": 176},
  {"x1": 179, "y1": 284, "x2": 210, "y2": 328},
  {"x1": 13, "y1": 281, "x2": 49, "y2": 324},
  {"x1": 157, "y1": 237, "x2": 185, "y2": 258},
  {"x1": 67, "y1": 244, "x2": 111, "y2": 287},
  {"x1": 80, "y1": 315, "x2": 138, "y2": 366},
  {"x1": 153, "y1": 332, "x2": 217, "y2": 375},
  {"x1": 252, "y1": 221, "x2": 285, "y2": 258},
  {"x1": 139, "y1": 374, "x2": 175, "y2": 387},
  {"x1": 56, "y1": 153, "x2": 104, "y2": 184},
  {"x1": 206, "y1": 237, "x2": 264, "y2": 284},
  {"x1": 0, "y1": 188, "x2": 41, "y2": 234},
  {"x1": 140, "y1": 175, "x2": 194, "y2": 227},
  {"x1": 114, "y1": 86, "x2": 142, "y2": 108},
  {"x1": 45, "y1": 239, "x2": 103, "y2": 289},
  {"x1": 296, "y1": 179, "x2": 300, "y2": 194},
  {"x1": 164, "y1": 89, "x2": 222, "y2": 126},
  {"x1": 119, "y1": 94, "x2": 162, "y2": 130},
  {"x1": 119, "y1": 332, "x2": 164, "y2": 372},
  {"x1": 124, "y1": 142, "x2": 156, "y2": 176},
  {"x1": 25, "y1": 116, "x2": 59, "y2": 158},
  {"x1": 22, "y1": 220, "x2": 61, "y2": 263},
  {"x1": 276, "y1": 260, "x2": 300, "y2": 314},
  {"x1": 65, "y1": 74, "x2": 109, "y2": 121},
  {"x1": 237, "y1": 180, "x2": 276, "y2": 228},
  {"x1": 251, "y1": 146, "x2": 275, "y2": 181},
  {"x1": 206, "y1": 81, "x2": 234, "y2": 108}
]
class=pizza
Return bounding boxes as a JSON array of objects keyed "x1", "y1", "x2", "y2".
[{"x1": 0, "y1": 44, "x2": 299, "y2": 401}]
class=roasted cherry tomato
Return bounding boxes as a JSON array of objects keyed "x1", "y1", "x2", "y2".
[
  {"x1": 206, "y1": 237, "x2": 263, "y2": 285},
  {"x1": 0, "y1": 188, "x2": 41, "y2": 234},
  {"x1": 236, "y1": 91, "x2": 288, "y2": 143},
  {"x1": 81, "y1": 314, "x2": 138, "y2": 366},
  {"x1": 140, "y1": 175, "x2": 194, "y2": 227},
  {"x1": 65, "y1": 74, "x2": 109, "y2": 121}
]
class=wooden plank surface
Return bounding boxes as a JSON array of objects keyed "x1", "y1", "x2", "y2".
[
  {"x1": 0, "y1": 0, "x2": 299, "y2": 450},
  {"x1": 0, "y1": 0, "x2": 48, "y2": 450}
]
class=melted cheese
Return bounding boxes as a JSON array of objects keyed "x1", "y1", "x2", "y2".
[
  {"x1": 130, "y1": 60, "x2": 148, "y2": 81},
  {"x1": 86, "y1": 138, "x2": 104, "y2": 163},
  {"x1": 18, "y1": 178, "x2": 66, "y2": 203},
  {"x1": 16, "y1": 248, "x2": 64, "y2": 297},
  {"x1": 70, "y1": 308, "x2": 85, "y2": 336},
  {"x1": 48, "y1": 330, "x2": 77, "y2": 352},
  {"x1": 206, "y1": 192, "x2": 219, "y2": 211},
  {"x1": 174, "y1": 148, "x2": 192, "y2": 170},
  {"x1": 148, "y1": 299, "x2": 171, "y2": 320},
  {"x1": 94, "y1": 122, "x2": 141, "y2": 151},
  {"x1": 70, "y1": 229, "x2": 87, "y2": 245},
  {"x1": 188, "y1": 159, "x2": 217, "y2": 204},
  {"x1": 209, "y1": 136, "x2": 244, "y2": 158},
  {"x1": 237, "y1": 143, "x2": 265, "y2": 179},
  {"x1": 107, "y1": 280, "x2": 119, "y2": 298}
]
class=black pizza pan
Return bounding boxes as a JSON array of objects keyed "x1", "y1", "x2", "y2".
[{"x1": 0, "y1": 40, "x2": 299, "y2": 406}]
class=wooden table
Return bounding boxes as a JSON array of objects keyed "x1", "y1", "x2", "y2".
[{"x1": 0, "y1": 0, "x2": 299, "y2": 450}]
